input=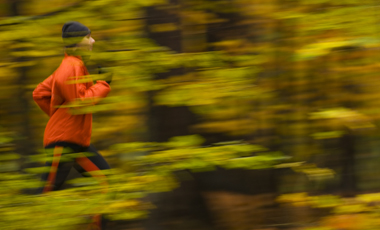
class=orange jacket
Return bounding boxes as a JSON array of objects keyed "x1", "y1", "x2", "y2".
[{"x1": 33, "y1": 53, "x2": 111, "y2": 147}]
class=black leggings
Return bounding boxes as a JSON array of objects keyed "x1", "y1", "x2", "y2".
[
  {"x1": 38, "y1": 142, "x2": 110, "y2": 229},
  {"x1": 38, "y1": 142, "x2": 110, "y2": 193}
]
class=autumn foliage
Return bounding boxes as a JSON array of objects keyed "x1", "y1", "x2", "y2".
[{"x1": 1, "y1": 0, "x2": 380, "y2": 229}]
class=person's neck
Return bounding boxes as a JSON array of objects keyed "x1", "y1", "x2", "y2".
[{"x1": 65, "y1": 49, "x2": 91, "y2": 63}]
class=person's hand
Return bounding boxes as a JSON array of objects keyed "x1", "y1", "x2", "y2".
[{"x1": 98, "y1": 66, "x2": 113, "y2": 85}]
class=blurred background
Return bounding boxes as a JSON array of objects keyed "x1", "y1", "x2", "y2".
[{"x1": 2, "y1": 0, "x2": 380, "y2": 229}]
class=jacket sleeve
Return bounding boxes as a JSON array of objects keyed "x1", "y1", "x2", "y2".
[
  {"x1": 33, "y1": 75, "x2": 53, "y2": 116},
  {"x1": 61, "y1": 65, "x2": 111, "y2": 106}
]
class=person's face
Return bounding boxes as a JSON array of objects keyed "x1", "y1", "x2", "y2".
[{"x1": 77, "y1": 34, "x2": 95, "y2": 51}]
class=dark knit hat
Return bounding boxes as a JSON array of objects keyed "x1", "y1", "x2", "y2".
[{"x1": 62, "y1": 21, "x2": 91, "y2": 47}]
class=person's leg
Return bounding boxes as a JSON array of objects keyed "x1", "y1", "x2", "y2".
[
  {"x1": 37, "y1": 142, "x2": 79, "y2": 194},
  {"x1": 74, "y1": 144, "x2": 110, "y2": 192},
  {"x1": 75, "y1": 144, "x2": 111, "y2": 170},
  {"x1": 74, "y1": 144, "x2": 111, "y2": 230}
]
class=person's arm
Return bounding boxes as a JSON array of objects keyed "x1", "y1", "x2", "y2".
[
  {"x1": 61, "y1": 65, "x2": 111, "y2": 107},
  {"x1": 33, "y1": 75, "x2": 53, "y2": 116}
]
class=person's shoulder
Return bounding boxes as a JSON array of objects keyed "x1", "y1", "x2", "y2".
[
  {"x1": 62, "y1": 55, "x2": 85, "y2": 67},
  {"x1": 54, "y1": 55, "x2": 85, "y2": 78}
]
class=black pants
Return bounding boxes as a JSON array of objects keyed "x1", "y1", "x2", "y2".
[{"x1": 38, "y1": 142, "x2": 110, "y2": 229}]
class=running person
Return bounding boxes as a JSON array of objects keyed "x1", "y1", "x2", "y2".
[{"x1": 33, "y1": 21, "x2": 112, "y2": 229}]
